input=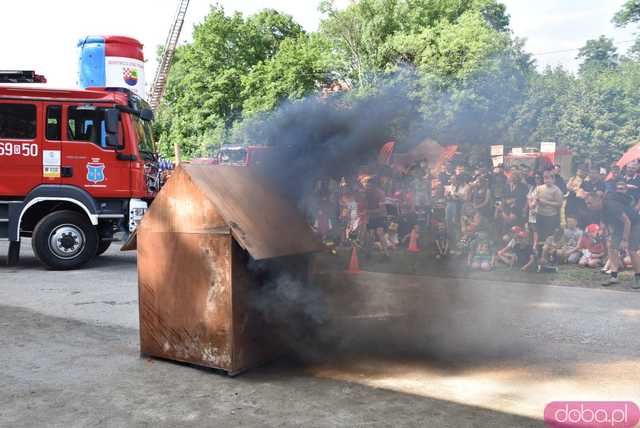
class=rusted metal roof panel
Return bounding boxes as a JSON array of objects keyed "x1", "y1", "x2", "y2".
[{"x1": 182, "y1": 164, "x2": 324, "y2": 260}]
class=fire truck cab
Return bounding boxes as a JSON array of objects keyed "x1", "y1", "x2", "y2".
[
  {"x1": 0, "y1": 74, "x2": 158, "y2": 269},
  {"x1": 216, "y1": 145, "x2": 270, "y2": 167}
]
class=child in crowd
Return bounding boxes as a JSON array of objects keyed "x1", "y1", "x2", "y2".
[
  {"x1": 561, "y1": 217, "x2": 583, "y2": 263},
  {"x1": 386, "y1": 222, "x2": 400, "y2": 250},
  {"x1": 497, "y1": 230, "x2": 536, "y2": 271},
  {"x1": 540, "y1": 228, "x2": 566, "y2": 272},
  {"x1": 576, "y1": 224, "x2": 605, "y2": 267},
  {"x1": 372, "y1": 226, "x2": 391, "y2": 259},
  {"x1": 468, "y1": 231, "x2": 494, "y2": 271}
]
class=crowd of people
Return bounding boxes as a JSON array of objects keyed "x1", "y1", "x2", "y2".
[{"x1": 307, "y1": 156, "x2": 640, "y2": 290}]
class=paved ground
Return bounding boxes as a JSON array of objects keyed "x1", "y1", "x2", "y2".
[{"x1": 1, "y1": 240, "x2": 639, "y2": 427}]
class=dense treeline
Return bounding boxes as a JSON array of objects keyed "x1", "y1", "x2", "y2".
[{"x1": 155, "y1": 0, "x2": 640, "y2": 166}]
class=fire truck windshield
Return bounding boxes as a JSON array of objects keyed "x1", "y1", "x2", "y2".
[
  {"x1": 219, "y1": 148, "x2": 247, "y2": 165},
  {"x1": 132, "y1": 115, "x2": 155, "y2": 159}
]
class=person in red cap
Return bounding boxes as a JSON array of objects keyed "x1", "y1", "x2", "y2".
[{"x1": 576, "y1": 223, "x2": 605, "y2": 268}]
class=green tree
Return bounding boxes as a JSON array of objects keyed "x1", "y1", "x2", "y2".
[
  {"x1": 318, "y1": 0, "x2": 510, "y2": 88},
  {"x1": 241, "y1": 33, "x2": 331, "y2": 115},
  {"x1": 613, "y1": 0, "x2": 640, "y2": 26},
  {"x1": 155, "y1": 7, "x2": 307, "y2": 157},
  {"x1": 576, "y1": 36, "x2": 619, "y2": 75}
]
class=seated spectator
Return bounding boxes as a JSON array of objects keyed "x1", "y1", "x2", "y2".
[
  {"x1": 468, "y1": 231, "x2": 494, "y2": 271},
  {"x1": 495, "y1": 197, "x2": 522, "y2": 241},
  {"x1": 561, "y1": 217, "x2": 583, "y2": 263},
  {"x1": 540, "y1": 228, "x2": 566, "y2": 271},
  {"x1": 576, "y1": 224, "x2": 605, "y2": 267},
  {"x1": 387, "y1": 222, "x2": 400, "y2": 250},
  {"x1": 497, "y1": 230, "x2": 536, "y2": 271}
]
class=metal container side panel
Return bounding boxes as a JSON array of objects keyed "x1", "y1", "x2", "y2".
[
  {"x1": 229, "y1": 240, "x2": 288, "y2": 373},
  {"x1": 138, "y1": 230, "x2": 234, "y2": 370},
  {"x1": 139, "y1": 166, "x2": 227, "y2": 234},
  {"x1": 229, "y1": 245, "x2": 313, "y2": 373}
]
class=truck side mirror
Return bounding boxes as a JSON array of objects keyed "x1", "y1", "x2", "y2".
[
  {"x1": 105, "y1": 109, "x2": 120, "y2": 134},
  {"x1": 140, "y1": 108, "x2": 154, "y2": 122}
]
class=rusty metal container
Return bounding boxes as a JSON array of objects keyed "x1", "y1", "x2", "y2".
[{"x1": 137, "y1": 164, "x2": 323, "y2": 374}]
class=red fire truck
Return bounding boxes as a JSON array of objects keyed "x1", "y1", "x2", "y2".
[
  {"x1": 216, "y1": 144, "x2": 270, "y2": 167},
  {"x1": 0, "y1": 71, "x2": 158, "y2": 269}
]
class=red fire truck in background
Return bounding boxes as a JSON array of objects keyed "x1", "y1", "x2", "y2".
[
  {"x1": 192, "y1": 144, "x2": 270, "y2": 167},
  {"x1": 0, "y1": 71, "x2": 159, "y2": 269}
]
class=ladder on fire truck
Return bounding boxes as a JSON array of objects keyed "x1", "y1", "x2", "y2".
[{"x1": 148, "y1": 0, "x2": 190, "y2": 111}]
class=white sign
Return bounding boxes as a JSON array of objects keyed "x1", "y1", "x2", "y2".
[
  {"x1": 43, "y1": 149, "x2": 61, "y2": 178},
  {"x1": 105, "y1": 56, "x2": 146, "y2": 98},
  {"x1": 540, "y1": 142, "x2": 556, "y2": 153},
  {"x1": 43, "y1": 150, "x2": 60, "y2": 166},
  {"x1": 490, "y1": 145, "x2": 504, "y2": 156},
  {"x1": 492, "y1": 156, "x2": 504, "y2": 167},
  {"x1": 511, "y1": 147, "x2": 523, "y2": 155}
]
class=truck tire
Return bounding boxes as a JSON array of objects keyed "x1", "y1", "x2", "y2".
[
  {"x1": 96, "y1": 240, "x2": 112, "y2": 256},
  {"x1": 31, "y1": 210, "x2": 98, "y2": 270}
]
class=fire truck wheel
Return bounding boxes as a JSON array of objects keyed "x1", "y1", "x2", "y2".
[
  {"x1": 96, "y1": 240, "x2": 112, "y2": 256},
  {"x1": 31, "y1": 210, "x2": 98, "y2": 270}
]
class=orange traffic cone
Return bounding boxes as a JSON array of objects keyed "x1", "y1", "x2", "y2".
[
  {"x1": 407, "y1": 229, "x2": 420, "y2": 253},
  {"x1": 347, "y1": 246, "x2": 361, "y2": 273}
]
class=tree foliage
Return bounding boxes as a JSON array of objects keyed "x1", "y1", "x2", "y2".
[
  {"x1": 576, "y1": 36, "x2": 619, "y2": 75},
  {"x1": 613, "y1": 0, "x2": 640, "y2": 27},
  {"x1": 154, "y1": 1, "x2": 640, "y2": 167}
]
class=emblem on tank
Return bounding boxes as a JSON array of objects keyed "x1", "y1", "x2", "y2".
[{"x1": 122, "y1": 68, "x2": 138, "y2": 86}]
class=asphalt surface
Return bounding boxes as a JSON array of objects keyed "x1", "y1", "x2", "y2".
[{"x1": 1, "y1": 240, "x2": 639, "y2": 427}]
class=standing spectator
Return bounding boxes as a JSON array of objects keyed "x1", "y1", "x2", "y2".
[
  {"x1": 624, "y1": 163, "x2": 640, "y2": 204},
  {"x1": 454, "y1": 164, "x2": 470, "y2": 184},
  {"x1": 444, "y1": 174, "x2": 468, "y2": 242},
  {"x1": 438, "y1": 163, "x2": 451, "y2": 187},
  {"x1": 527, "y1": 174, "x2": 543, "y2": 249},
  {"x1": 471, "y1": 176, "x2": 492, "y2": 222},
  {"x1": 535, "y1": 171, "x2": 564, "y2": 245},
  {"x1": 597, "y1": 180, "x2": 640, "y2": 288},
  {"x1": 605, "y1": 165, "x2": 621, "y2": 193},
  {"x1": 365, "y1": 177, "x2": 387, "y2": 243},
  {"x1": 565, "y1": 166, "x2": 587, "y2": 222},
  {"x1": 505, "y1": 171, "x2": 528, "y2": 222},
  {"x1": 553, "y1": 164, "x2": 567, "y2": 194},
  {"x1": 491, "y1": 165, "x2": 507, "y2": 202},
  {"x1": 581, "y1": 166, "x2": 606, "y2": 194}
]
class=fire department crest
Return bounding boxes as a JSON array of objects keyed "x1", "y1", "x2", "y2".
[
  {"x1": 86, "y1": 162, "x2": 105, "y2": 184},
  {"x1": 122, "y1": 68, "x2": 138, "y2": 86}
]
